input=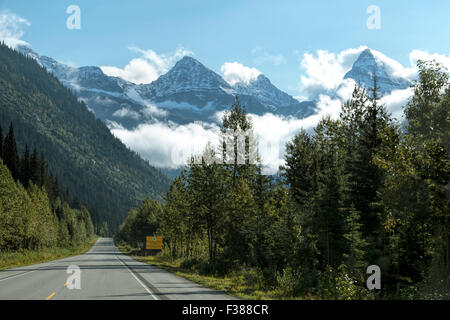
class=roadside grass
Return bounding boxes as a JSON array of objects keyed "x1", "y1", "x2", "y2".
[
  {"x1": 117, "y1": 243, "x2": 298, "y2": 300},
  {"x1": 0, "y1": 237, "x2": 99, "y2": 271}
]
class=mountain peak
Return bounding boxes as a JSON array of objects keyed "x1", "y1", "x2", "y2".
[
  {"x1": 343, "y1": 48, "x2": 410, "y2": 94},
  {"x1": 360, "y1": 48, "x2": 373, "y2": 55},
  {"x1": 143, "y1": 55, "x2": 231, "y2": 98},
  {"x1": 170, "y1": 55, "x2": 215, "y2": 75},
  {"x1": 233, "y1": 73, "x2": 299, "y2": 107},
  {"x1": 176, "y1": 55, "x2": 200, "y2": 65},
  {"x1": 351, "y1": 48, "x2": 378, "y2": 71}
]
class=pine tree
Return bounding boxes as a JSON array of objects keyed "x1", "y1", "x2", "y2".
[
  {"x1": 29, "y1": 148, "x2": 40, "y2": 185},
  {"x1": 20, "y1": 144, "x2": 31, "y2": 187},
  {"x1": 0, "y1": 126, "x2": 3, "y2": 159},
  {"x1": 221, "y1": 96, "x2": 258, "y2": 184},
  {"x1": 39, "y1": 152, "x2": 47, "y2": 188},
  {"x1": 314, "y1": 117, "x2": 347, "y2": 268},
  {"x1": 188, "y1": 144, "x2": 227, "y2": 263},
  {"x1": 402, "y1": 60, "x2": 450, "y2": 294},
  {"x1": 3, "y1": 123, "x2": 20, "y2": 181},
  {"x1": 282, "y1": 130, "x2": 318, "y2": 208},
  {"x1": 343, "y1": 205, "x2": 368, "y2": 279}
]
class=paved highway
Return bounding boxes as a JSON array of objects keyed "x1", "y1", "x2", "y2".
[{"x1": 0, "y1": 238, "x2": 236, "y2": 300}]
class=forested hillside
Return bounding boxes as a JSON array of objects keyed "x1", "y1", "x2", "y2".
[
  {"x1": 0, "y1": 42, "x2": 170, "y2": 232},
  {"x1": 0, "y1": 127, "x2": 94, "y2": 251},
  {"x1": 117, "y1": 61, "x2": 449, "y2": 299}
]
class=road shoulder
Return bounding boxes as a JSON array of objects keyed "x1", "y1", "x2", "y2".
[{"x1": 0, "y1": 237, "x2": 99, "y2": 271}]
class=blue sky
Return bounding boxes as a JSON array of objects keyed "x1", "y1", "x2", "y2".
[{"x1": 1, "y1": 0, "x2": 449, "y2": 95}]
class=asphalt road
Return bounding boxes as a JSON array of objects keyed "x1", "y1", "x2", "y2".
[{"x1": 0, "y1": 238, "x2": 236, "y2": 300}]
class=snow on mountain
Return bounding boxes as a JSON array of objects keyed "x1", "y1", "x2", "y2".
[
  {"x1": 139, "y1": 56, "x2": 232, "y2": 98},
  {"x1": 16, "y1": 45, "x2": 411, "y2": 131},
  {"x1": 19, "y1": 45, "x2": 311, "y2": 126},
  {"x1": 232, "y1": 74, "x2": 299, "y2": 108},
  {"x1": 343, "y1": 48, "x2": 411, "y2": 94},
  {"x1": 135, "y1": 56, "x2": 236, "y2": 114}
]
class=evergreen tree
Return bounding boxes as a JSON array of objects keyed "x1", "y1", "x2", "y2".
[
  {"x1": 314, "y1": 117, "x2": 347, "y2": 269},
  {"x1": 20, "y1": 144, "x2": 31, "y2": 187},
  {"x1": 3, "y1": 123, "x2": 20, "y2": 181},
  {"x1": 343, "y1": 205, "x2": 368, "y2": 279},
  {"x1": 222, "y1": 179, "x2": 257, "y2": 267},
  {"x1": 188, "y1": 144, "x2": 227, "y2": 263},
  {"x1": 0, "y1": 126, "x2": 3, "y2": 159},
  {"x1": 221, "y1": 96, "x2": 258, "y2": 184},
  {"x1": 282, "y1": 130, "x2": 318, "y2": 208},
  {"x1": 29, "y1": 148, "x2": 40, "y2": 186}
]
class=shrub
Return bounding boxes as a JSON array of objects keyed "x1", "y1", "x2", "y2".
[{"x1": 276, "y1": 266, "x2": 302, "y2": 297}]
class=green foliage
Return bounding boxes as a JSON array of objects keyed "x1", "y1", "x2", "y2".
[
  {"x1": 276, "y1": 266, "x2": 303, "y2": 297},
  {"x1": 116, "y1": 198, "x2": 163, "y2": 247},
  {"x1": 118, "y1": 61, "x2": 449, "y2": 299},
  {"x1": 0, "y1": 158, "x2": 94, "y2": 251},
  {"x1": 343, "y1": 205, "x2": 368, "y2": 278},
  {"x1": 0, "y1": 43, "x2": 170, "y2": 232},
  {"x1": 0, "y1": 121, "x2": 96, "y2": 252},
  {"x1": 375, "y1": 60, "x2": 450, "y2": 296}
]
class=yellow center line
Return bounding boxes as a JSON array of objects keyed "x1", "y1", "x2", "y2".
[{"x1": 45, "y1": 292, "x2": 56, "y2": 300}]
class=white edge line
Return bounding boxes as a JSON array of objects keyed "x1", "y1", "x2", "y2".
[
  {"x1": 0, "y1": 269, "x2": 36, "y2": 282},
  {"x1": 115, "y1": 255, "x2": 158, "y2": 300}
]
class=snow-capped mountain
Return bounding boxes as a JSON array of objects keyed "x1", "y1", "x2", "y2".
[
  {"x1": 36, "y1": 53, "x2": 133, "y2": 94},
  {"x1": 233, "y1": 74, "x2": 299, "y2": 109},
  {"x1": 134, "y1": 56, "x2": 313, "y2": 120},
  {"x1": 18, "y1": 46, "x2": 315, "y2": 127},
  {"x1": 136, "y1": 56, "x2": 235, "y2": 115},
  {"x1": 343, "y1": 48, "x2": 411, "y2": 94},
  {"x1": 139, "y1": 56, "x2": 231, "y2": 99},
  {"x1": 17, "y1": 46, "x2": 411, "y2": 130}
]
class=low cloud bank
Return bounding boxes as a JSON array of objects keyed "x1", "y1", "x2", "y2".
[
  {"x1": 0, "y1": 10, "x2": 31, "y2": 48},
  {"x1": 101, "y1": 46, "x2": 193, "y2": 84}
]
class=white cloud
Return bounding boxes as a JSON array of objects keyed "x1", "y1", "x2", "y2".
[
  {"x1": 110, "y1": 121, "x2": 221, "y2": 169},
  {"x1": 124, "y1": 87, "x2": 168, "y2": 117},
  {"x1": 94, "y1": 96, "x2": 116, "y2": 106},
  {"x1": 0, "y1": 11, "x2": 30, "y2": 48},
  {"x1": 113, "y1": 107, "x2": 141, "y2": 120},
  {"x1": 336, "y1": 78, "x2": 357, "y2": 101},
  {"x1": 221, "y1": 62, "x2": 261, "y2": 86},
  {"x1": 409, "y1": 50, "x2": 450, "y2": 72},
  {"x1": 141, "y1": 104, "x2": 168, "y2": 118},
  {"x1": 109, "y1": 93, "x2": 344, "y2": 174},
  {"x1": 298, "y1": 47, "x2": 450, "y2": 101},
  {"x1": 109, "y1": 46, "x2": 449, "y2": 175},
  {"x1": 252, "y1": 46, "x2": 286, "y2": 66},
  {"x1": 298, "y1": 46, "x2": 368, "y2": 100},
  {"x1": 101, "y1": 46, "x2": 193, "y2": 84},
  {"x1": 380, "y1": 88, "x2": 414, "y2": 121},
  {"x1": 235, "y1": 96, "x2": 341, "y2": 174},
  {"x1": 297, "y1": 46, "x2": 450, "y2": 124},
  {"x1": 370, "y1": 49, "x2": 417, "y2": 81}
]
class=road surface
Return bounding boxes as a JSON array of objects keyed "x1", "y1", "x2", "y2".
[{"x1": 0, "y1": 238, "x2": 236, "y2": 300}]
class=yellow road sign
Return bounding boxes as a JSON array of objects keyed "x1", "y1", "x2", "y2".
[{"x1": 146, "y1": 236, "x2": 163, "y2": 250}]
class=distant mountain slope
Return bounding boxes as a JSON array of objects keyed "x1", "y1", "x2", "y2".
[
  {"x1": 22, "y1": 47, "x2": 414, "y2": 134},
  {"x1": 343, "y1": 48, "x2": 411, "y2": 94},
  {"x1": 0, "y1": 43, "x2": 170, "y2": 231},
  {"x1": 19, "y1": 47, "x2": 316, "y2": 128}
]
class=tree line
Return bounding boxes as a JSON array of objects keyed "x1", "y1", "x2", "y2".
[
  {"x1": 117, "y1": 61, "x2": 449, "y2": 299},
  {"x1": 0, "y1": 42, "x2": 170, "y2": 235},
  {"x1": 0, "y1": 123, "x2": 95, "y2": 251}
]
